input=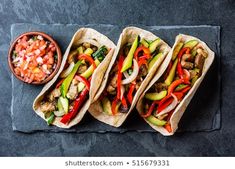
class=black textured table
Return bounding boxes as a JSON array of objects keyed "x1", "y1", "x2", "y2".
[{"x1": 0, "y1": 0, "x2": 234, "y2": 156}]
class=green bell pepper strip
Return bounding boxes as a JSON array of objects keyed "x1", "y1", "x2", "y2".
[
  {"x1": 121, "y1": 36, "x2": 139, "y2": 72},
  {"x1": 172, "y1": 42, "x2": 184, "y2": 60},
  {"x1": 145, "y1": 90, "x2": 167, "y2": 101},
  {"x1": 175, "y1": 84, "x2": 189, "y2": 91},
  {"x1": 145, "y1": 115, "x2": 167, "y2": 126},
  {"x1": 140, "y1": 38, "x2": 149, "y2": 48},
  {"x1": 183, "y1": 40, "x2": 199, "y2": 49},
  {"x1": 164, "y1": 58, "x2": 178, "y2": 86},
  {"x1": 84, "y1": 48, "x2": 93, "y2": 55},
  {"x1": 148, "y1": 53, "x2": 163, "y2": 72},
  {"x1": 61, "y1": 60, "x2": 82, "y2": 97},
  {"x1": 47, "y1": 112, "x2": 55, "y2": 125},
  {"x1": 58, "y1": 96, "x2": 69, "y2": 114},
  {"x1": 149, "y1": 38, "x2": 161, "y2": 53}
]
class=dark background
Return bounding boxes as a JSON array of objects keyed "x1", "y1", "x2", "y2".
[{"x1": 0, "y1": 0, "x2": 234, "y2": 156}]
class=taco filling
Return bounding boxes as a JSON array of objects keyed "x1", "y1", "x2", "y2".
[
  {"x1": 98, "y1": 35, "x2": 167, "y2": 116},
  {"x1": 140, "y1": 39, "x2": 208, "y2": 133},
  {"x1": 39, "y1": 42, "x2": 109, "y2": 125}
]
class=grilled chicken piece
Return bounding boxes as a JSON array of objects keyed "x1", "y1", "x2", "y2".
[
  {"x1": 78, "y1": 64, "x2": 87, "y2": 74},
  {"x1": 66, "y1": 79, "x2": 79, "y2": 100},
  {"x1": 40, "y1": 102, "x2": 56, "y2": 113},
  {"x1": 48, "y1": 88, "x2": 61, "y2": 101},
  {"x1": 139, "y1": 65, "x2": 148, "y2": 77},
  {"x1": 181, "y1": 54, "x2": 194, "y2": 69},
  {"x1": 83, "y1": 42, "x2": 91, "y2": 49},
  {"x1": 197, "y1": 48, "x2": 208, "y2": 58},
  {"x1": 92, "y1": 46, "x2": 98, "y2": 52},
  {"x1": 154, "y1": 83, "x2": 168, "y2": 93},
  {"x1": 107, "y1": 74, "x2": 118, "y2": 93},
  {"x1": 194, "y1": 54, "x2": 205, "y2": 76},
  {"x1": 189, "y1": 70, "x2": 198, "y2": 80},
  {"x1": 68, "y1": 50, "x2": 78, "y2": 64}
]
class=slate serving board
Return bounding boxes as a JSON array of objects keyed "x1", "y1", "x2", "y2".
[{"x1": 11, "y1": 23, "x2": 221, "y2": 133}]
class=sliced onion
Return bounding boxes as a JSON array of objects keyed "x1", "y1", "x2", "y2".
[
  {"x1": 60, "y1": 62, "x2": 75, "y2": 78},
  {"x1": 156, "y1": 93, "x2": 178, "y2": 117},
  {"x1": 121, "y1": 59, "x2": 139, "y2": 85},
  {"x1": 54, "y1": 110, "x2": 65, "y2": 117},
  {"x1": 123, "y1": 71, "x2": 130, "y2": 79},
  {"x1": 120, "y1": 85, "x2": 125, "y2": 100},
  {"x1": 183, "y1": 69, "x2": 190, "y2": 80},
  {"x1": 77, "y1": 38, "x2": 101, "y2": 48}
]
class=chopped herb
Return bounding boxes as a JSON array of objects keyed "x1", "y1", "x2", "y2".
[
  {"x1": 12, "y1": 50, "x2": 17, "y2": 59},
  {"x1": 92, "y1": 46, "x2": 107, "y2": 62},
  {"x1": 128, "y1": 69, "x2": 133, "y2": 75},
  {"x1": 32, "y1": 36, "x2": 37, "y2": 41},
  {"x1": 47, "y1": 112, "x2": 55, "y2": 125},
  {"x1": 54, "y1": 54, "x2": 58, "y2": 60}
]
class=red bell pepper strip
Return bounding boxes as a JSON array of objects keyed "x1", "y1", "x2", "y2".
[
  {"x1": 157, "y1": 97, "x2": 174, "y2": 113},
  {"x1": 168, "y1": 79, "x2": 190, "y2": 95},
  {"x1": 111, "y1": 97, "x2": 119, "y2": 115},
  {"x1": 177, "y1": 60, "x2": 184, "y2": 79},
  {"x1": 164, "y1": 123, "x2": 172, "y2": 133},
  {"x1": 172, "y1": 87, "x2": 190, "y2": 102},
  {"x1": 56, "y1": 79, "x2": 64, "y2": 88},
  {"x1": 138, "y1": 58, "x2": 148, "y2": 67},
  {"x1": 157, "y1": 83, "x2": 187, "y2": 113},
  {"x1": 181, "y1": 86, "x2": 191, "y2": 94},
  {"x1": 157, "y1": 87, "x2": 191, "y2": 116},
  {"x1": 117, "y1": 55, "x2": 124, "y2": 99},
  {"x1": 78, "y1": 54, "x2": 97, "y2": 69},
  {"x1": 177, "y1": 47, "x2": 190, "y2": 59},
  {"x1": 127, "y1": 82, "x2": 136, "y2": 103},
  {"x1": 139, "y1": 55, "x2": 150, "y2": 60},
  {"x1": 173, "y1": 92, "x2": 184, "y2": 101},
  {"x1": 177, "y1": 47, "x2": 190, "y2": 79},
  {"x1": 134, "y1": 46, "x2": 151, "y2": 61},
  {"x1": 183, "y1": 69, "x2": 190, "y2": 81},
  {"x1": 121, "y1": 97, "x2": 128, "y2": 109},
  {"x1": 141, "y1": 101, "x2": 159, "y2": 118},
  {"x1": 60, "y1": 89, "x2": 89, "y2": 124},
  {"x1": 158, "y1": 94, "x2": 172, "y2": 108},
  {"x1": 158, "y1": 90, "x2": 186, "y2": 114},
  {"x1": 74, "y1": 75, "x2": 90, "y2": 90}
]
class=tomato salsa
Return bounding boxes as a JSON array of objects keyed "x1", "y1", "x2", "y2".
[{"x1": 11, "y1": 35, "x2": 57, "y2": 83}]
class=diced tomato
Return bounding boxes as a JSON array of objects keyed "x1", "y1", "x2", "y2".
[{"x1": 12, "y1": 35, "x2": 57, "y2": 83}]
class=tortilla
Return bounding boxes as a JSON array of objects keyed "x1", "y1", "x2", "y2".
[
  {"x1": 88, "y1": 26, "x2": 171, "y2": 127},
  {"x1": 136, "y1": 34, "x2": 215, "y2": 136},
  {"x1": 33, "y1": 28, "x2": 116, "y2": 128}
]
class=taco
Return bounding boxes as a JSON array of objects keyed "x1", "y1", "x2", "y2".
[
  {"x1": 33, "y1": 28, "x2": 115, "y2": 128},
  {"x1": 136, "y1": 34, "x2": 215, "y2": 136},
  {"x1": 89, "y1": 27, "x2": 171, "y2": 127}
]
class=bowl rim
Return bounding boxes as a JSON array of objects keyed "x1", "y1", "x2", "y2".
[{"x1": 8, "y1": 31, "x2": 62, "y2": 85}]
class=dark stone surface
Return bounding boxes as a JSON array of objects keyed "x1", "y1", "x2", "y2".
[
  {"x1": 11, "y1": 24, "x2": 221, "y2": 133},
  {"x1": 0, "y1": 0, "x2": 234, "y2": 156}
]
